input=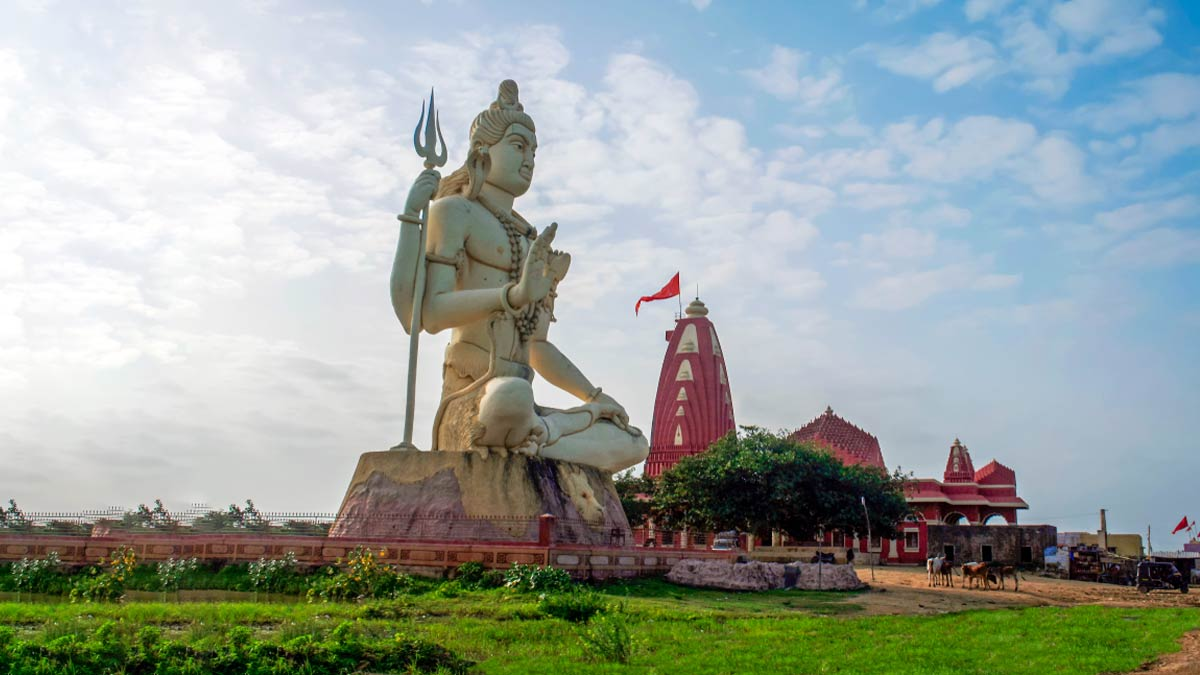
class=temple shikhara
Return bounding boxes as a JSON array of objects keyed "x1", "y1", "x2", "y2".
[
  {"x1": 645, "y1": 298, "x2": 735, "y2": 478},
  {"x1": 906, "y1": 438, "x2": 1029, "y2": 525}
]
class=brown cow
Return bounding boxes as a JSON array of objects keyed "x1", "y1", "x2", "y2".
[
  {"x1": 990, "y1": 565, "x2": 1018, "y2": 591},
  {"x1": 961, "y1": 562, "x2": 990, "y2": 589},
  {"x1": 939, "y1": 558, "x2": 954, "y2": 588}
]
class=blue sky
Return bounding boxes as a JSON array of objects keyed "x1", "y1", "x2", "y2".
[{"x1": 0, "y1": 0, "x2": 1198, "y2": 549}]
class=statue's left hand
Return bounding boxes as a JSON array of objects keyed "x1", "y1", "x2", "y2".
[{"x1": 592, "y1": 392, "x2": 630, "y2": 430}]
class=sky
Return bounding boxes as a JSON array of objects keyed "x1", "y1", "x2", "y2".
[{"x1": 1, "y1": 0, "x2": 1198, "y2": 549}]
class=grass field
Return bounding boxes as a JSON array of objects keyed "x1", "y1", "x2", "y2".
[{"x1": 1, "y1": 579, "x2": 1198, "y2": 674}]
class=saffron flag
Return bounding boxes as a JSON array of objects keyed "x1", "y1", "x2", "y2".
[
  {"x1": 1172, "y1": 516, "x2": 1189, "y2": 535},
  {"x1": 635, "y1": 272, "x2": 680, "y2": 316}
]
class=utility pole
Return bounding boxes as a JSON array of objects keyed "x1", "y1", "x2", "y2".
[{"x1": 861, "y1": 496, "x2": 874, "y2": 583}]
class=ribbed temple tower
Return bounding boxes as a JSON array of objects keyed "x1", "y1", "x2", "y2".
[{"x1": 645, "y1": 298, "x2": 735, "y2": 478}]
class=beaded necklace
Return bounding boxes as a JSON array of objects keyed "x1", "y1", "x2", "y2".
[{"x1": 477, "y1": 196, "x2": 540, "y2": 343}]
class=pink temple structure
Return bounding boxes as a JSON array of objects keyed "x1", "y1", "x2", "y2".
[{"x1": 644, "y1": 298, "x2": 735, "y2": 479}]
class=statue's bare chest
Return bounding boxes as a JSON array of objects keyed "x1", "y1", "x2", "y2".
[{"x1": 463, "y1": 212, "x2": 529, "y2": 276}]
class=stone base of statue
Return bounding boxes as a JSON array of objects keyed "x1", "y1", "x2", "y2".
[{"x1": 328, "y1": 449, "x2": 632, "y2": 546}]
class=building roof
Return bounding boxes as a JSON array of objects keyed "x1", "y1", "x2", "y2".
[{"x1": 791, "y1": 406, "x2": 886, "y2": 469}]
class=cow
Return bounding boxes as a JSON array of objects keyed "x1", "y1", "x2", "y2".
[
  {"x1": 927, "y1": 555, "x2": 944, "y2": 587},
  {"x1": 990, "y1": 564, "x2": 1018, "y2": 591},
  {"x1": 938, "y1": 558, "x2": 954, "y2": 588},
  {"x1": 961, "y1": 561, "x2": 990, "y2": 589}
]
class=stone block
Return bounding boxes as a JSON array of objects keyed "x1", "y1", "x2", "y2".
[{"x1": 328, "y1": 449, "x2": 631, "y2": 546}]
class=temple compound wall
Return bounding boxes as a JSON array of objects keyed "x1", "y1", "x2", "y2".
[{"x1": 925, "y1": 524, "x2": 1057, "y2": 566}]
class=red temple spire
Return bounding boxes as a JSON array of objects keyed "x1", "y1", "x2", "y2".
[{"x1": 644, "y1": 298, "x2": 736, "y2": 478}]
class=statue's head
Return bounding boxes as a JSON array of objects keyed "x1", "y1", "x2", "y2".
[{"x1": 437, "y1": 80, "x2": 538, "y2": 201}]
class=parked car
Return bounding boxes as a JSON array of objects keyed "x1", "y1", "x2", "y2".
[{"x1": 1136, "y1": 561, "x2": 1189, "y2": 594}]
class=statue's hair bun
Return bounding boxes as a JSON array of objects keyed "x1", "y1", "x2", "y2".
[{"x1": 493, "y1": 79, "x2": 523, "y2": 112}]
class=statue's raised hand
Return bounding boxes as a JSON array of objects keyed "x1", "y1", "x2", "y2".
[
  {"x1": 403, "y1": 169, "x2": 441, "y2": 217},
  {"x1": 511, "y1": 223, "x2": 567, "y2": 308}
]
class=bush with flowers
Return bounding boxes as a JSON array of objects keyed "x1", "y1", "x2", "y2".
[
  {"x1": 306, "y1": 546, "x2": 416, "y2": 602},
  {"x1": 70, "y1": 546, "x2": 137, "y2": 603}
]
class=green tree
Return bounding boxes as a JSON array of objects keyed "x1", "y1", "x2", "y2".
[
  {"x1": 121, "y1": 499, "x2": 179, "y2": 531},
  {"x1": 652, "y1": 427, "x2": 910, "y2": 541},
  {"x1": 613, "y1": 470, "x2": 655, "y2": 526},
  {"x1": 0, "y1": 500, "x2": 32, "y2": 532}
]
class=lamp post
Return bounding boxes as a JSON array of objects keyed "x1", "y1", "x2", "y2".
[{"x1": 861, "y1": 496, "x2": 875, "y2": 582}]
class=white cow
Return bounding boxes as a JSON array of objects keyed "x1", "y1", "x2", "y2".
[{"x1": 927, "y1": 555, "x2": 946, "y2": 587}]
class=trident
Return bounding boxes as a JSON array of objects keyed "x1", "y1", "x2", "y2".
[{"x1": 396, "y1": 89, "x2": 447, "y2": 450}]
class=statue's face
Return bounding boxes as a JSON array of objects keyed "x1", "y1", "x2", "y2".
[{"x1": 483, "y1": 123, "x2": 536, "y2": 197}]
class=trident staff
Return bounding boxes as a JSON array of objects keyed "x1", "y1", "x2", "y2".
[{"x1": 393, "y1": 89, "x2": 447, "y2": 450}]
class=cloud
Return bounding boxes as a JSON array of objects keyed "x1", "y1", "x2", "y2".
[
  {"x1": 1094, "y1": 196, "x2": 1200, "y2": 233},
  {"x1": 887, "y1": 116, "x2": 1036, "y2": 182},
  {"x1": 744, "y1": 46, "x2": 848, "y2": 109},
  {"x1": 856, "y1": 0, "x2": 943, "y2": 22},
  {"x1": 860, "y1": 227, "x2": 938, "y2": 259},
  {"x1": 852, "y1": 260, "x2": 1019, "y2": 310},
  {"x1": 1050, "y1": 0, "x2": 1164, "y2": 57},
  {"x1": 869, "y1": 32, "x2": 1002, "y2": 92},
  {"x1": 881, "y1": 116, "x2": 1098, "y2": 205},
  {"x1": 1104, "y1": 228, "x2": 1200, "y2": 269},
  {"x1": 999, "y1": 0, "x2": 1165, "y2": 98},
  {"x1": 964, "y1": 0, "x2": 1013, "y2": 22},
  {"x1": 1076, "y1": 73, "x2": 1200, "y2": 132}
]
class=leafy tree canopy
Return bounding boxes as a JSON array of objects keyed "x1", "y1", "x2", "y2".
[
  {"x1": 651, "y1": 427, "x2": 911, "y2": 541},
  {"x1": 613, "y1": 470, "x2": 656, "y2": 527}
]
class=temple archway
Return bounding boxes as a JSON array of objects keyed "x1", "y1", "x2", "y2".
[
  {"x1": 943, "y1": 512, "x2": 969, "y2": 525},
  {"x1": 983, "y1": 513, "x2": 1009, "y2": 525}
]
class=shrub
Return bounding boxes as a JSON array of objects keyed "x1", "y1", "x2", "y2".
[
  {"x1": 503, "y1": 563, "x2": 573, "y2": 594},
  {"x1": 11, "y1": 552, "x2": 62, "y2": 600},
  {"x1": 155, "y1": 557, "x2": 199, "y2": 600},
  {"x1": 248, "y1": 551, "x2": 300, "y2": 599},
  {"x1": 0, "y1": 616, "x2": 472, "y2": 674},
  {"x1": 69, "y1": 546, "x2": 136, "y2": 603},
  {"x1": 306, "y1": 547, "x2": 415, "y2": 602},
  {"x1": 578, "y1": 606, "x2": 637, "y2": 664},
  {"x1": 538, "y1": 588, "x2": 607, "y2": 623},
  {"x1": 452, "y1": 561, "x2": 505, "y2": 590}
]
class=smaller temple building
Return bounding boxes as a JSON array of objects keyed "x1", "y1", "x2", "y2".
[{"x1": 906, "y1": 439, "x2": 1029, "y2": 525}]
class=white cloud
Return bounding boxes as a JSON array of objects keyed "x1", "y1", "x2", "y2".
[
  {"x1": 860, "y1": 227, "x2": 938, "y2": 259},
  {"x1": 999, "y1": 1, "x2": 1165, "y2": 98},
  {"x1": 1050, "y1": 0, "x2": 1164, "y2": 57},
  {"x1": 888, "y1": 116, "x2": 1036, "y2": 182},
  {"x1": 964, "y1": 0, "x2": 1013, "y2": 22},
  {"x1": 857, "y1": 0, "x2": 942, "y2": 22},
  {"x1": 1077, "y1": 73, "x2": 1200, "y2": 132},
  {"x1": 870, "y1": 33, "x2": 1002, "y2": 92},
  {"x1": 1105, "y1": 228, "x2": 1200, "y2": 269},
  {"x1": 793, "y1": 147, "x2": 893, "y2": 185},
  {"x1": 1094, "y1": 196, "x2": 1200, "y2": 233},
  {"x1": 744, "y1": 46, "x2": 848, "y2": 109},
  {"x1": 1016, "y1": 135, "x2": 1098, "y2": 205},
  {"x1": 842, "y1": 182, "x2": 919, "y2": 210},
  {"x1": 852, "y1": 260, "x2": 1019, "y2": 310}
]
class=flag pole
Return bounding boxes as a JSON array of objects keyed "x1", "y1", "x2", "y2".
[{"x1": 677, "y1": 275, "x2": 683, "y2": 319}]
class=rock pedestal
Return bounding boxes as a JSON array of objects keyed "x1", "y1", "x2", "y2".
[{"x1": 328, "y1": 449, "x2": 631, "y2": 546}]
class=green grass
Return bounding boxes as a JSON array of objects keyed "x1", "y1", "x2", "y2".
[{"x1": 0, "y1": 585, "x2": 1196, "y2": 674}]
